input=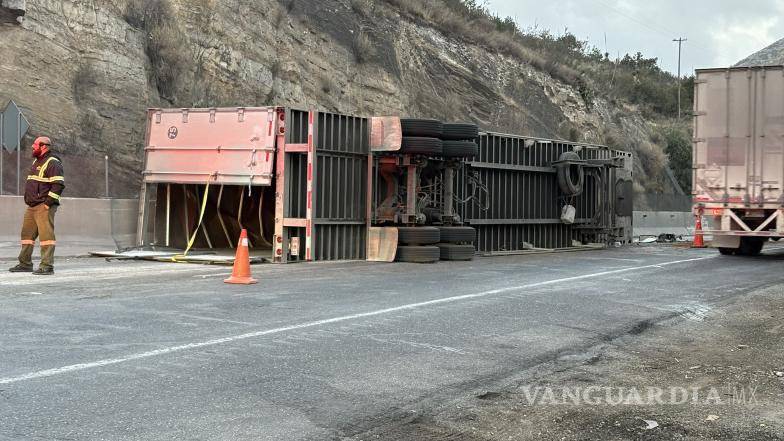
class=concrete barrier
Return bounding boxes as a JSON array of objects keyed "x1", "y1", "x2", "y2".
[
  {"x1": 0, "y1": 196, "x2": 138, "y2": 246},
  {"x1": 633, "y1": 211, "x2": 713, "y2": 238}
]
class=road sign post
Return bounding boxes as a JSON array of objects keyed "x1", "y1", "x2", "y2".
[
  {"x1": 1, "y1": 112, "x2": 4, "y2": 195},
  {"x1": 1, "y1": 100, "x2": 30, "y2": 195},
  {"x1": 17, "y1": 110, "x2": 21, "y2": 194}
]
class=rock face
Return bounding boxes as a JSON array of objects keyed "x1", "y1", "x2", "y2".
[
  {"x1": 0, "y1": 0, "x2": 25, "y2": 23},
  {"x1": 0, "y1": 0, "x2": 672, "y2": 197},
  {"x1": 735, "y1": 38, "x2": 784, "y2": 67}
]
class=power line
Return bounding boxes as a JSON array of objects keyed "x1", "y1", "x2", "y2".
[
  {"x1": 590, "y1": 0, "x2": 675, "y2": 39},
  {"x1": 586, "y1": 0, "x2": 713, "y2": 53}
]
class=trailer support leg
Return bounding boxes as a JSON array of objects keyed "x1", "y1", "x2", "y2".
[
  {"x1": 405, "y1": 162, "x2": 418, "y2": 224},
  {"x1": 444, "y1": 166, "x2": 455, "y2": 225},
  {"x1": 165, "y1": 184, "x2": 171, "y2": 247}
]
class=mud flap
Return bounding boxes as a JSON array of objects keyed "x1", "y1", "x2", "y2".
[
  {"x1": 712, "y1": 235, "x2": 740, "y2": 249},
  {"x1": 370, "y1": 117, "x2": 402, "y2": 152},
  {"x1": 367, "y1": 227, "x2": 398, "y2": 262}
]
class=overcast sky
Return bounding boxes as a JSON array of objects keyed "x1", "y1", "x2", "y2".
[{"x1": 486, "y1": 0, "x2": 784, "y2": 75}]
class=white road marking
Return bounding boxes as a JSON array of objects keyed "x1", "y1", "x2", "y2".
[
  {"x1": 0, "y1": 255, "x2": 715, "y2": 385},
  {"x1": 576, "y1": 256, "x2": 644, "y2": 263}
]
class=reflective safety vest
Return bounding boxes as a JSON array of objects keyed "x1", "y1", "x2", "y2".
[{"x1": 24, "y1": 153, "x2": 65, "y2": 207}]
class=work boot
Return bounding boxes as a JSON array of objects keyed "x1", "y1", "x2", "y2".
[
  {"x1": 32, "y1": 267, "x2": 54, "y2": 276},
  {"x1": 9, "y1": 264, "x2": 34, "y2": 273}
]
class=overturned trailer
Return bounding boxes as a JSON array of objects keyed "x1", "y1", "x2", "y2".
[
  {"x1": 456, "y1": 133, "x2": 633, "y2": 253},
  {"x1": 136, "y1": 107, "x2": 370, "y2": 263},
  {"x1": 133, "y1": 107, "x2": 632, "y2": 263}
]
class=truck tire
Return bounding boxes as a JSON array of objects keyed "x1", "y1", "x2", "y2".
[
  {"x1": 439, "y1": 226, "x2": 476, "y2": 244},
  {"x1": 718, "y1": 247, "x2": 736, "y2": 256},
  {"x1": 738, "y1": 237, "x2": 765, "y2": 256},
  {"x1": 555, "y1": 151, "x2": 584, "y2": 196},
  {"x1": 442, "y1": 123, "x2": 479, "y2": 141},
  {"x1": 436, "y1": 243, "x2": 475, "y2": 261},
  {"x1": 400, "y1": 137, "x2": 443, "y2": 156},
  {"x1": 397, "y1": 226, "x2": 440, "y2": 245},
  {"x1": 442, "y1": 140, "x2": 479, "y2": 158},
  {"x1": 401, "y1": 119, "x2": 443, "y2": 138},
  {"x1": 395, "y1": 245, "x2": 440, "y2": 263}
]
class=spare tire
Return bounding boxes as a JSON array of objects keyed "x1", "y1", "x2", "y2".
[
  {"x1": 436, "y1": 243, "x2": 475, "y2": 261},
  {"x1": 439, "y1": 226, "x2": 476, "y2": 244},
  {"x1": 555, "y1": 151, "x2": 584, "y2": 196},
  {"x1": 395, "y1": 245, "x2": 440, "y2": 263},
  {"x1": 442, "y1": 123, "x2": 479, "y2": 141},
  {"x1": 401, "y1": 118, "x2": 443, "y2": 138},
  {"x1": 442, "y1": 140, "x2": 479, "y2": 158},
  {"x1": 398, "y1": 226, "x2": 440, "y2": 245},
  {"x1": 400, "y1": 137, "x2": 443, "y2": 156}
]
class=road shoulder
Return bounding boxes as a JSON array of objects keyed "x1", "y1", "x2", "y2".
[{"x1": 349, "y1": 284, "x2": 784, "y2": 440}]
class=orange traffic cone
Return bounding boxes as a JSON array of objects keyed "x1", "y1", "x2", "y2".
[
  {"x1": 224, "y1": 229, "x2": 258, "y2": 285},
  {"x1": 692, "y1": 215, "x2": 706, "y2": 248}
]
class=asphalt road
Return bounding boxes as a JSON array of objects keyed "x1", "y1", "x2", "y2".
[{"x1": 1, "y1": 245, "x2": 783, "y2": 440}]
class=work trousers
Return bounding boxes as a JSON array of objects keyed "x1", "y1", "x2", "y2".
[{"x1": 18, "y1": 204, "x2": 58, "y2": 269}]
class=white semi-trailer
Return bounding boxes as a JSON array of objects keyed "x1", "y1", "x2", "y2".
[{"x1": 693, "y1": 65, "x2": 784, "y2": 255}]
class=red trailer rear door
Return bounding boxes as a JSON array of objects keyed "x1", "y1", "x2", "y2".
[{"x1": 144, "y1": 107, "x2": 277, "y2": 186}]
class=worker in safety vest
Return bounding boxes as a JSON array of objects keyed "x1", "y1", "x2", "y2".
[{"x1": 8, "y1": 136, "x2": 65, "y2": 275}]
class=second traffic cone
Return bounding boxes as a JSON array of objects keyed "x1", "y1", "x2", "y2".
[
  {"x1": 224, "y1": 229, "x2": 258, "y2": 285},
  {"x1": 692, "y1": 215, "x2": 706, "y2": 248}
]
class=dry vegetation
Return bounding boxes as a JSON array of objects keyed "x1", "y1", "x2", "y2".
[
  {"x1": 123, "y1": 0, "x2": 189, "y2": 102},
  {"x1": 353, "y1": 30, "x2": 376, "y2": 63},
  {"x1": 382, "y1": 0, "x2": 691, "y2": 118}
]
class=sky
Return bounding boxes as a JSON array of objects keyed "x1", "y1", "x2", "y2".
[{"x1": 486, "y1": 0, "x2": 784, "y2": 75}]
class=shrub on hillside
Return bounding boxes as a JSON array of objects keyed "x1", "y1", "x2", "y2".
[
  {"x1": 353, "y1": 31, "x2": 376, "y2": 64},
  {"x1": 661, "y1": 126, "x2": 692, "y2": 192},
  {"x1": 123, "y1": 0, "x2": 189, "y2": 103}
]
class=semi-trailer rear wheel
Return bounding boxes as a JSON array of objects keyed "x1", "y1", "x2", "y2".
[
  {"x1": 397, "y1": 226, "x2": 440, "y2": 245},
  {"x1": 436, "y1": 243, "x2": 475, "y2": 261},
  {"x1": 439, "y1": 226, "x2": 476, "y2": 244},
  {"x1": 442, "y1": 140, "x2": 479, "y2": 158},
  {"x1": 400, "y1": 137, "x2": 443, "y2": 156},
  {"x1": 442, "y1": 123, "x2": 479, "y2": 141},
  {"x1": 718, "y1": 247, "x2": 735, "y2": 256},
  {"x1": 738, "y1": 237, "x2": 765, "y2": 256},
  {"x1": 401, "y1": 119, "x2": 443, "y2": 138},
  {"x1": 395, "y1": 245, "x2": 440, "y2": 263}
]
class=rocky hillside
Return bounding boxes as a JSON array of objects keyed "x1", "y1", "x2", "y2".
[
  {"x1": 735, "y1": 37, "x2": 784, "y2": 67},
  {"x1": 0, "y1": 0, "x2": 679, "y2": 198}
]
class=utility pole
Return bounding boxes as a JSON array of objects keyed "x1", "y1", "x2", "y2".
[{"x1": 673, "y1": 37, "x2": 687, "y2": 119}]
